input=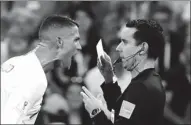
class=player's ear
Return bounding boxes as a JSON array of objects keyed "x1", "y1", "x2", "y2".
[
  {"x1": 56, "y1": 37, "x2": 64, "y2": 49},
  {"x1": 139, "y1": 42, "x2": 148, "y2": 55}
]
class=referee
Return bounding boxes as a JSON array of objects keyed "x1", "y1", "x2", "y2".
[
  {"x1": 1, "y1": 15, "x2": 81, "y2": 124},
  {"x1": 81, "y1": 19, "x2": 166, "y2": 125}
]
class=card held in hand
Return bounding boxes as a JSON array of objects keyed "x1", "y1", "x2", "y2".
[{"x1": 96, "y1": 39, "x2": 105, "y2": 66}]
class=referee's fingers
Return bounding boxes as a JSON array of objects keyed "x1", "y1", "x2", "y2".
[
  {"x1": 97, "y1": 58, "x2": 101, "y2": 67},
  {"x1": 80, "y1": 92, "x2": 89, "y2": 100},
  {"x1": 82, "y1": 86, "x2": 94, "y2": 99}
]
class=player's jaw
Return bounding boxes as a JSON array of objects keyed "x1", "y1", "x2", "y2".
[{"x1": 65, "y1": 48, "x2": 78, "y2": 69}]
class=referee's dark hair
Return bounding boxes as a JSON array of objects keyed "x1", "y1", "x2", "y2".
[
  {"x1": 126, "y1": 19, "x2": 165, "y2": 59},
  {"x1": 39, "y1": 15, "x2": 79, "y2": 38}
]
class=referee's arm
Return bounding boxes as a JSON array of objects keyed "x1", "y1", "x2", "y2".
[
  {"x1": 92, "y1": 82, "x2": 153, "y2": 125},
  {"x1": 92, "y1": 109, "x2": 136, "y2": 125},
  {"x1": 101, "y1": 81, "x2": 121, "y2": 110}
]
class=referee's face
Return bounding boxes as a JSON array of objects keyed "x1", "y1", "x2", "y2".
[
  {"x1": 56, "y1": 26, "x2": 81, "y2": 68},
  {"x1": 116, "y1": 26, "x2": 141, "y2": 70}
]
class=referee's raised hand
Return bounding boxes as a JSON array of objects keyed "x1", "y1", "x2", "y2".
[
  {"x1": 80, "y1": 87, "x2": 102, "y2": 114},
  {"x1": 97, "y1": 52, "x2": 115, "y2": 84}
]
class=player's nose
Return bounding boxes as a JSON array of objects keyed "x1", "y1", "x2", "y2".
[{"x1": 76, "y1": 41, "x2": 82, "y2": 51}]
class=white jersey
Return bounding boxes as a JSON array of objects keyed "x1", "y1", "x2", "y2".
[{"x1": 1, "y1": 52, "x2": 47, "y2": 124}]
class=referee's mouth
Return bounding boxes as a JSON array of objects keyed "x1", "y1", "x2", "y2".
[{"x1": 113, "y1": 57, "x2": 122, "y2": 65}]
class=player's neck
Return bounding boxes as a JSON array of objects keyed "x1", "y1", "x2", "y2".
[
  {"x1": 34, "y1": 45, "x2": 56, "y2": 72},
  {"x1": 131, "y1": 59, "x2": 155, "y2": 79}
]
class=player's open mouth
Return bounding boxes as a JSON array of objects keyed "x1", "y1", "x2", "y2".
[{"x1": 71, "y1": 56, "x2": 75, "y2": 61}]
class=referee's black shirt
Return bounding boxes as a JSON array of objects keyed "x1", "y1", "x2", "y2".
[{"x1": 93, "y1": 68, "x2": 166, "y2": 125}]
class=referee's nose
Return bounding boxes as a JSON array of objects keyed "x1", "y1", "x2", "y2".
[{"x1": 116, "y1": 42, "x2": 123, "y2": 52}]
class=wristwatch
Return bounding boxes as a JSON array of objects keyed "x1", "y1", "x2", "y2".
[{"x1": 91, "y1": 108, "x2": 101, "y2": 118}]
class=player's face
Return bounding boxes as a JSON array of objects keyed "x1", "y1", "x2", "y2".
[
  {"x1": 116, "y1": 26, "x2": 141, "y2": 70},
  {"x1": 56, "y1": 26, "x2": 81, "y2": 68}
]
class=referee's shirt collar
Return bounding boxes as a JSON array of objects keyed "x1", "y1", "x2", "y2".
[{"x1": 132, "y1": 68, "x2": 155, "y2": 81}]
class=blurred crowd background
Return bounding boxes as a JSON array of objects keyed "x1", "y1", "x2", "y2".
[{"x1": 1, "y1": 1, "x2": 190, "y2": 125}]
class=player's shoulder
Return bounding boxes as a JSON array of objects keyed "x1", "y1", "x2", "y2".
[
  {"x1": 2, "y1": 55, "x2": 24, "y2": 66},
  {"x1": 1, "y1": 54, "x2": 31, "y2": 74},
  {"x1": 1, "y1": 56, "x2": 22, "y2": 70}
]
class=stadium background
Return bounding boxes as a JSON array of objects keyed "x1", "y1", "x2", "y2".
[{"x1": 1, "y1": 1, "x2": 190, "y2": 124}]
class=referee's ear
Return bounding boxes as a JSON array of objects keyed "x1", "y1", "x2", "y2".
[{"x1": 139, "y1": 42, "x2": 148, "y2": 55}]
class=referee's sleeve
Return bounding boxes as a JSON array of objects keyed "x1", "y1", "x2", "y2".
[{"x1": 101, "y1": 81, "x2": 121, "y2": 110}]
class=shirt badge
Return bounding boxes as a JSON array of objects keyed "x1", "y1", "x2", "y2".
[
  {"x1": 1, "y1": 64, "x2": 14, "y2": 73},
  {"x1": 119, "y1": 100, "x2": 136, "y2": 119},
  {"x1": 15, "y1": 98, "x2": 30, "y2": 114}
]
